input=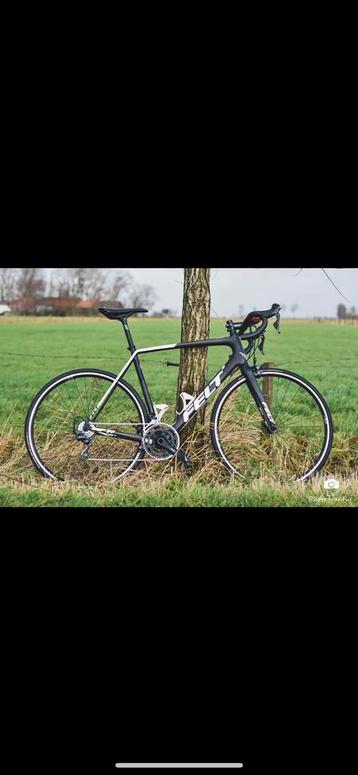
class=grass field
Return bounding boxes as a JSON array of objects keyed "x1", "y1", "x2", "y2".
[{"x1": 0, "y1": 316, "x2": 357, "y2": 507}]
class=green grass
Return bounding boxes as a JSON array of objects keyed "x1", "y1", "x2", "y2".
[
  {"x1": 0, "y1": 477, "x2": 357, "y2": 508},
  {"x1": 0, "y1": 316, "x2": 357, "y2": 506}
]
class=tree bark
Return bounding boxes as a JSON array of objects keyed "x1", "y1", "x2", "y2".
[{"x1": 176, "y1": 268, "x2": 211, "y2": 436}]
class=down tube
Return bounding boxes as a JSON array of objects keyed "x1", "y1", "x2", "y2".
[{"x1": 174, "y1": 349, "x2": 244, "y2": 433}]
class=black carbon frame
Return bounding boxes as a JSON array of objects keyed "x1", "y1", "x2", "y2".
[
  {"x1": 94, "y1": 321, "x2": 277, "y2": 440},
  {"x1": 172, "y1": 334, "x2": 276, "y2": 434},
  {"x1": 172, "y1": 334, "x2": 247, "y2": 432}
]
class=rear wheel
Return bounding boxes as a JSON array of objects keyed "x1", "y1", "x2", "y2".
[
  {"x1": 211, "y1": 368, "x2": 334, "y2": 483},
  {"x1": 25, "y1": 369, "x2": 148, "y2": 483}
]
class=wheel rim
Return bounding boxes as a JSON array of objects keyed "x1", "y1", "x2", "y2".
[
  {"x1": 214, "y1": 371, "x2": 332, "y2": 483},
  {"x1": 28, "y1": 373, "x2": 146, "y2": 483}
]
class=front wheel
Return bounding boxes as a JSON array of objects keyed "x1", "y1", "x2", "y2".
[
  {"x1": 211, "y1": 368, "x2": 334, "y2": 483},
  {"x1": 25, "y1": 369, "x2": 149, "y2": 484}
]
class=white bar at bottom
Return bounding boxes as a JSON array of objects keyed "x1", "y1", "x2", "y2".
[{"x1": 115, "y1": 766, "x2": 244, "y2": 769}]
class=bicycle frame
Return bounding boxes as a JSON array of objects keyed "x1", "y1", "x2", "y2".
[{"x1": 88, "y1": 322, "x2": 277, "y2": 439}]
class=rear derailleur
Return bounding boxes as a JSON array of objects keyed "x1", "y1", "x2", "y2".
[{"x1": 74, "y1": 417, "x2": 95, "y2": 461}]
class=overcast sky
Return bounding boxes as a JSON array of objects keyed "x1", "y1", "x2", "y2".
[{"x1": 44, "y1": 268, "x2": 357, "y2": 318}]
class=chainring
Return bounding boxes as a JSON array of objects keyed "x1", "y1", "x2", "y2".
[{"x1": 143, "y1": 423, "x2": 180, "y2": 460}]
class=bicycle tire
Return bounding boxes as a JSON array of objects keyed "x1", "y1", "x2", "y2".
[
  {"x1": 210, "y1": 368, "x2": 334, "y2": 483},
  {"x1": 25, "y1": 369, "x2": 149, "y2": 482}
]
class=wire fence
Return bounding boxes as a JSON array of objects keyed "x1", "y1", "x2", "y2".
[
  {"x1": 0, "y1": 351, "x2": 356, "y2": 366},
  {"x1": 1, "y1": 345, "x2": 356, "y2": 492}
]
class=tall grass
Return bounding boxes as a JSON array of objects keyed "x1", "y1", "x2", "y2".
[{"x1": 0, "y1": 317, "x2": 357, "y2": 506}]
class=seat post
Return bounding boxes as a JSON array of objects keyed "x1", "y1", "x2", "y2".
[{"x1": 121, "y1": 318, "x2": 136, "y2": 354}]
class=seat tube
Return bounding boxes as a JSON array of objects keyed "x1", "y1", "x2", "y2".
[
  {"x1": 121, "y1": 319, "x2": 156, "y2": 419},
  {"x1": 133, "y1": 354, "x2": 156, "y2": 418}
]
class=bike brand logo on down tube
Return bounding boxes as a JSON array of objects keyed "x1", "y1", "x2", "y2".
[{"x1": 183, "y1": 369, "x2": 224, "y2": 423}]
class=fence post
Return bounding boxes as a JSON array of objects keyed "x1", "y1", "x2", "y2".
[{"x1": 262, "y1": 362, "x2": 274, "y2": 408}]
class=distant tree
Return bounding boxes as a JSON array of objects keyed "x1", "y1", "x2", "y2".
[
  {"x1": 53, "y1": 269, "x2": 72, "y2": 298},
  {"x1": 128, "y1": 282, "x2": 158, "y2": 310},
  {"x1": 66, "y1": 268, "x2": 106, "y2": 301},
  {"x1": 69, "y1": 267, "x2": 87, "y2": 297},
  {"x1": 337, "y1": 304, "x2": 347, "y2": 320},
  {"x1": 0, "y1": 267, "x2": 16, "y2": 303},
  {"x1": 65, "y1": 268, "x2": 133, "y2": 303},
  {"x1": 291, "y1": 303, "x2": 299, "y2": 317},
  {"x1": 109, "y1": 270, "x2": 131, "y2": 303},
  {"x1": 46, "y1": 273, "x2": 55, "y2": 297},
  {"x1": 85, "y1": 268, "x2": 107, "y2": 301},
  {"x1": 16, "y1": 268, "x2": 45, "y2": 301},
  {"x1": 42, "y1": 267, "x2": 134, "y2": 313}
]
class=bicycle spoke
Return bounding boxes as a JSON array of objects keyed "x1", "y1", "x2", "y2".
[
  {"x1": 214, "y1": 372, "x2": 331, "y2": 482},
  {"x1": 29, "y1": 373, "x2": 146, "y2": 483}
]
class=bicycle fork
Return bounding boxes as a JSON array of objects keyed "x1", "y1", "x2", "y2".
[{"x1": 240, "y1": 364, "x2": 277, "y2": 433}]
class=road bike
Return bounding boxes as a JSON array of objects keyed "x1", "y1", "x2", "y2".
[{"x1": 25, "y1": 303, "x2": 334, "y2": 484}]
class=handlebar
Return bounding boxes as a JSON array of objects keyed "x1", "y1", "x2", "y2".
[{"x1": 227, "y1": 303, "x2": 281, "y2": 341}]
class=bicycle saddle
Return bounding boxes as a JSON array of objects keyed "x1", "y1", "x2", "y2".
[{"x1": 98, "y1": 307, "x2": 148, "y2": 320}]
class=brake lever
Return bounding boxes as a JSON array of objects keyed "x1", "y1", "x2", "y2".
[
  {"x1": 273, "y1": 312, "x2": 281, "y2": 334},
  {"x1": 258, "y1": 335, "x2": 265, "y2": 354}
]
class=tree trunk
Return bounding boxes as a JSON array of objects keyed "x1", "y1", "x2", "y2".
[{"x1": 176, "y1": 268, "x2": 211, "y2": 438}]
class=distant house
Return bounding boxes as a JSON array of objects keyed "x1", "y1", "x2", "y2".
[
  {"x1": 9, "y1": 297, "x2": 32, "y2": 313},
  {"x1": 7, "y1": 296, "x2": 125, "y2": 316},
  {"x1": 59, "y1": 299, "x2": 124, "y2": 315},
  {"x1": 35, "y1": 296, "x2": 81, "y2": 314},
  {"x1": 96, "y1": 300, "x2": 124, "y2": 309},
  {"x1": 10, "y1": 296, "x2": 82, "y2": 315},
  {"x1": 0, "y1": 304, "x2": 11, "y2": 315},
  {"x1": 76, "y1": 300, "x2": 97, "y2": 311},
  {"x1": 151, "y1": 308, "x2": 175, "y2": 319}
]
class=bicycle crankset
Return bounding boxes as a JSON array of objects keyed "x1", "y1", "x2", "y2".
[{"x1": 143, "y1": 423, "x2": 181, "y2": 460}]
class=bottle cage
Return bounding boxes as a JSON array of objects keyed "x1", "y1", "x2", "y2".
[{"x1": 177, "y1": 392, "x2": 195, "y2": 415}]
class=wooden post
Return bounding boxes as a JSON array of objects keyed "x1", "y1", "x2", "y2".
[{"x1": 262, "y1": 362, "x2": 274, "y2": 409}]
